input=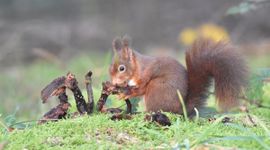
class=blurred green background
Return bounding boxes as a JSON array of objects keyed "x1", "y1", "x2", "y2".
[{"x1": 0, "y1": 0, "x2": 270, "y2": 120}]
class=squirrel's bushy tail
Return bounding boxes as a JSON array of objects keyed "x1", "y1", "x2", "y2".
[{"x1": 185, "y1": 39, "x2": 248, "y2": 113}]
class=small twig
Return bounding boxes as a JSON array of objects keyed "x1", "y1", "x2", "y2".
[
  {"x1": 97, "y1": 82, "x2": 110, "y2": 112},
  {"x1": 125, "y1": 99, "x2": 132, "y2": 114},
  {"x1": 247, "y1": 114, "x2": 257, "y2": 127},
  {"x1": 40, "y1": 73, "x2": 133, "y2": 123},
  {"x1": 38, "y1": 102, "x2": 70, "y2": 124},
  {"x1": 41, "y1": 72, "x2": 91, "y2": 115},
  {"x1": 105, "y1": 99, "x2": 132, "y2": 114},
  {"x1": 65, "y1": 72, "x2": 88, "y2": 114},
  {"x1": 240, "y1": 106, "x2": 257, "y2": 127},
  {"x1": 58, "y1": 92, "x2": 68, "y2": 104},
  {"x1": 85, "y1": 71, "x2": 94, "y2": 114},
  {"x1": 41, "y1": 76, "x2": 66, "y2": 103},
  {"x1": 96, "y1": 81, "x2": 132, "y2": 113}
]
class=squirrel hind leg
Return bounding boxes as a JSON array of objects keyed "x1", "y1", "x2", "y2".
[{"x1": 144, "y1": 78, "x2": 187, "y2": 114}]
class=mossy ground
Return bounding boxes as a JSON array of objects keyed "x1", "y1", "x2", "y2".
[{"x1": 1, "y1": 106, "x2": 270, "y2": 150}]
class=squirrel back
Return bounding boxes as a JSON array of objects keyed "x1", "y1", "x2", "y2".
[
  {"x1": 109, "y1": 36, "x2": 248, "y2": 115},
  {"x1": 185, "y1": 39, "x2": 248, "y2": 114}
]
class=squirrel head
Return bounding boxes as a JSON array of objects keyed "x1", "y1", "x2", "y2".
[{"x1": 109, "y1": 35, "x2": 137, "y2": 87}]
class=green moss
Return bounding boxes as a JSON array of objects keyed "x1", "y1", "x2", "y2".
[{"x1": 1, "y1": 108, "x2": 270, "y2": 149}]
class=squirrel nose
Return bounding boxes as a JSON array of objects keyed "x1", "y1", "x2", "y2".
[
  {"x1": 112, "y1": 78, "x2": 127, "y2": 86},
  {"x1": 111, "y1": 79, "x2": 117, "y2": 85}
]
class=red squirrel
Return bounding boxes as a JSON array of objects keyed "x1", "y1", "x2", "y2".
[{"x1": 109, "y1": 35, "x2": 248, "y2": 115}]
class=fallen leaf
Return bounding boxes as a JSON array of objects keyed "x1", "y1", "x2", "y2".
[
  {"x1": 116, "y1": 132, "x2": 138, "y2": 144},
  {"x1": 45, "y1": 137, "x2": 63, "y2": 146}
]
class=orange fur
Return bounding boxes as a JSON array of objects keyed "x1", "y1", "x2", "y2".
[{"x1": 109, "y1": 37, "x2": 248, "y2": 115}]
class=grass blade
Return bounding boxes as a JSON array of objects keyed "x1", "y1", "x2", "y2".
[
  {"x1": 177, "y1": 90, "x2": 188, "y2": 121},
  {"x1": 194, "y1": 107, "x2": 199, "y2": 122},
  {"x1": 228, "y1": 123, "x2": 270, "y2": 149}
]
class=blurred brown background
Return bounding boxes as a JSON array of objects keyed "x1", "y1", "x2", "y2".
[{"x1": 0, "y1": 0, "x2": 270, "y2": 67}]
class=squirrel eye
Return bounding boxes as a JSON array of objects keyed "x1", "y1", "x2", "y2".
[{"x1": 118, "y1": 65, "x2": 126, "y2": 73}]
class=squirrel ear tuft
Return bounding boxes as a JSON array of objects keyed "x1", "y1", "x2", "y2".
[
  {"x1": 122, "y1": 35, "x2": 134, "y2": 61},
  {"x1": 112, "y1": 37, "x2": 122, "y2": 52},
  {"x1": 122, "y1": 34, "x2": 131, "y2": 48}
]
